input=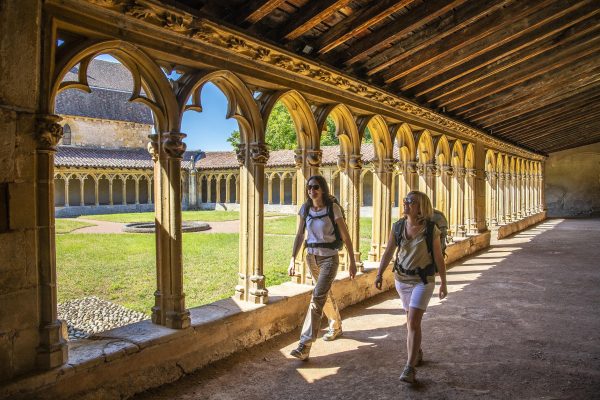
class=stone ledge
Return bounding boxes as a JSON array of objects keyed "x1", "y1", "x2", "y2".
[
  {"x1": 495, "y1": 212, "x2": 546, "y2": 239},
  {"x1": 0, "y1": 231, "x2": 490, "y2": 400}
]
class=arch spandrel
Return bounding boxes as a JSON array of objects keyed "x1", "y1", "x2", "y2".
[
  {"x1": 177, "y1": 70, "x2": 264, "y2": 145},
  {"x1": 51, "y1": 40, "x2": 176, "y2": 132}
]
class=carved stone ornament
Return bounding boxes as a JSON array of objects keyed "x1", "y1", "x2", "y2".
[
  {"x1": 416, "y1": 163, "x2": 425, "y2": 176},
  {"x1": 236, "y1": 146, "x2": 246, "y2": 165},
  {"x1": 382, "y1": 158, "x2": 395, "y2": 173},
  {"x1": 337, "y1": 155, "x2": 347, "y2": 170},
  {"x1": 249, "y1": 143, "x2": 269, "y2": 165},
  {"x1": 426, "y1": 163, "x2": 439, "y2": 176},
  {"x1": 456, "y1": 167, "x2": 466, "y2": 178},
  {"x1": 163, "y1": 132, "x2": 187, "y2": 158},
  {"x1": 147, "y1": 133, "x2": 159, "y2": 161},
  {"x1": 36, "y1": 114, "x2": 63, "y2": 150},
  {"x1": 466, "y1": 168, "x2": 476, "y2": 177},
  {"x1": 87, "y1": 0, "x2": 544, "y2": 162},
  {"x1": 406, "y1": 161, "x2": 418, "y2": 174},
  {"x1": 485, "y1": 171, "x2": 496, "y2": 181},
  {"x1": 293, "y1": 149, "x2": 303, "y2": 169},
  {"x1": 348, "y1": 155, "x2": 363, "y2": 169},
  {"x1": 306, "y1": 150, "x2": 322, "y2": 167}
]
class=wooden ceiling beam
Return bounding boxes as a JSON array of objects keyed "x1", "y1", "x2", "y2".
[
  {"x1": 364, "y1": 0, "x2": 511, "y2": 76},
  {"x1": 516, "y1": 114, "x2": 600, "y2": 143},
  {"x1": 538, "y1": 135, "x2": 600, "y2": 153},
  {"x1": 419, "y1": 16, "x2": 600, "y2": 102},
  {"x1": 314, "y1": 0, "x2": 415, "y2": 55},
  {"x1": 439, "y1": 40, "x2": 600, "y2": 110},
  {"x1": 234, "y1": 0, "x2": 287, "y2": 24},
  {"x1": 386, "y1": 0, "x2": 591, "y2": 86},
  {"x1": 494, "y1": 103, "x2": 600, "y2": 136},
  {"x1": 338, "y1": 0, "x2": 467, "y2": 66},
  {"x1": 467, "y1": 76, "x2": 600, "y2": 123},
  {"x1": 452, "y1": 59, "x2": 600, "y2": 117},
  {"x1": 280, "y1": 0, "x2": 354, "y2": 41},
  {"x1": 488, "y1": 91, "x2": 600, "y2": 132}
]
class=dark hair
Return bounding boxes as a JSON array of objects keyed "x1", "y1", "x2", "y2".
[{"x1": 304, "y1": 175, "x2": 331, "y2": 208}]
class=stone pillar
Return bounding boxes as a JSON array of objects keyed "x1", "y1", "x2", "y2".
[
  {"x1": 456, "y1": 168, "x2": 466, "y2": 237},
  {"x1": 279, "y1": 175, "x2": 285, "y2": 205},
  {"x1": 346, "y1": 154, "x2": 363, "y2": 271},
  {"x1": 369, "y1": 158, "x2": 393, "y2": 262},
  {"x1": 406, "y1": 161, "x2": 419, "y2": 191},
  {"x1": 108, "y1": 176, "x2": 114, "y2": 206},
  {"x1": 291, "y1": 175, "x2": 297, "y2": 205},
  {"x1": 497, "y1": 172, "x2": 505, "y2": 224},
  {"x1": 486, "y1": 171, "x2": 498, "y2": 226},
  {"x1": 225, "y1": 175, "x2": 232, "y2": 203},
  {"x1": 147, "y1": 178, "x2": 153, "y2": 205},
  {"x1": 121, "y1": 177, "x2": 127, "y2": 205},
  {"x1": 78, "y1": 176, "x2": 85, "y2": 206},
  {"x1": 35, "y1": 114, "x2": 68, "y2": 368},
  {"x1": 160, "y1": 132, "x2": 190, "y2": 328},
  {"x1": 64, "y1": 179, "x2": 69, "y2": 207},
  {"x1": 148, "y1": 138, "x2": 162, "y2": 324},
  {"x1": 235, "y1": 176, "x2": 240, "y2": 204},
  {"x1": 465, "y1": 168, "x2": 477, "y2": 234},
  {"x1": 135, "y1": 177, "x2": 140, "y2": 205},
  {"x1": 207, "y1": 176, "x2": 212, "y2": 203},
  {"x1": 235, "y1": 143, "x2": 269, "y2": 303},
  {"x1": 516, "y1": 173, "x2": 522, "y2": 219},
  {"x1": 267, "y1": 176, "x2": 273, "y2": 205},
  {"x1": 94, "y1": 177, "x2": 99, "y2": 206}
]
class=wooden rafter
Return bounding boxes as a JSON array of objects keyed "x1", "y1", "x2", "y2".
[
  {"x1": 339, "y1": 0, "x2": 468, "y2": 66},
  {"x1": 280, "y1": 0, "x2": 354, "y2": 41},
  {"x1": 314, "y1": 0, "x2": 415, "y2": 55},
  {"x1": 236, "y1": 0, "x2": 288, "y2": 24}
]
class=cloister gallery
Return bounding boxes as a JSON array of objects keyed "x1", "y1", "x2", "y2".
[{"x1": 1, "y1": 1, "x2": 597, "y2": 399}]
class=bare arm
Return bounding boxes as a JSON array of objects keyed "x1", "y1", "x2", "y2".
[
  {"x1": 374, "y1": 229, "x2": 397, "y2": 290},
  {"x1": 432, "y1": 235, "x2": 448, "y2": 299},
  {"x1": 336, "y1": 217, "x2": 357, "y2": 279},
  {"x1": 288, "y1": 217, "x2": 306, "y2": 276}
]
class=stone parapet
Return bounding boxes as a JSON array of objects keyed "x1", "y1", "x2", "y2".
[
  {"x1": 0, "y1": 231, "x2": 489, "y2": 400},
  {"x1": 495, "y1": 212, "x2": 546, "y2": 240}
]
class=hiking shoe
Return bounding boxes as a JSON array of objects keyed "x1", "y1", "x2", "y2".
[
  {"x1": 400, "y1": 365, "x2": 416, "y2": 384},
  {"x1": 416, "y1": 348, "x2": 423, "y2": 366},
  {"x1": 290, "y1": 343, "x2": 311, "y2": 361},
  {"x1": 323, "y1": 327, "x2": 343, "y2": 341}
]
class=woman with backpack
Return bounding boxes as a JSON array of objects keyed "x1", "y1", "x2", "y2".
[
  {"x1": 374, "y1": 190, "x2": 448, "y2": 383},
  {"x1": 288, "y1": 175, "x2": 357, "y2": 361}
]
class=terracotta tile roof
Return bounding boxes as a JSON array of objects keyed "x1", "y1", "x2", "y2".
[{"x1": 55, "y1": 146, "x2": 202, "y2": 170}]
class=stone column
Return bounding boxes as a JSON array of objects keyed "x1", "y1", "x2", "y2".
[
  {"x1": 406, "y1": 161, "x2": 418, "y2": 191},
  {"x1": 160, "y1": 132, "x2": 191, "y2": 328},
  {"x1": 64, "y1": 179, "x2": 69, "y2": 207},
  {"x1": 235, "y1": 176, "x2": 239, "y2": 204},
  {"x1": 456, "y1": 168, "x2": 466, "y2": 236},
  {"x1": 135, "y1": 177, "x2": 140, "y2": 205},
  {"x1": 267, "y1": 176, "x2": 273, "y2": 205},
  {"x1": 94, "y1": 177, "x2": 99, "y2": 206},
  {"x1": 235, "y1": 143, "x2": 269, "y2": 303},
  {"x1": 225, "y1": 175, "x2": 232, "y2": 203},
  {"x1": 279, "y1": 175, "x2": 285, "y2": 205},
  {"x1": 369, "y1": 158, "x2": 393, "y2": 262},
  {"x1": 486, "y1": 171, "x2": 498, "y2": 226},
  {"x1": 465, "y1": 168, "x2": 477, "y2": 234},
  {"x1": 108, "y1": 176, "x2": 114, "y2": 206},
  {"x1": 207, "y1": 176, "x2": 212, "y2": 203},
  {"x1": 35, "y1": 114, "x2": 67, "y2": 368},
  {"x1": 78, "y1": 175, "x2": 85, "y2": 206},
  {"x1": 121, "y1": 177, "x2": 127, "y2": 205},
  {"x1": 516, "y1": 173, "x2": 522, "y2": 219},
  {"x1": 291, "y1": 175, "x2": 297, "y2": 205},
  {"x1": 147, "y1": 178, "x2": 153, "y2": 205},
  {"x1": 497, "y1": 172, "x2": 505, "y2": 224},
  {"x1": 347, "y1": 154, "x2": 363, "y2": 271},
  {"x1": 148, "y1": 138, "x2": 162, "y2": 324},
  {"x1": 198, "y1": 175, "x2": 204, "y2": 204}
]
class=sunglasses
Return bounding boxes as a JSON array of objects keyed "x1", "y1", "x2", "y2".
[
  {"x1": 307, "y1": 184, "x2": 321, "y2": 191},
  {"x1": 403, "y1": 197, "x2": 418, "y2": 205}
]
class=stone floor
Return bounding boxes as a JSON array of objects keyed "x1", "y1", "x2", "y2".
[{"x1": 133, "y1": 218, "x2": 600, "y2": 400}]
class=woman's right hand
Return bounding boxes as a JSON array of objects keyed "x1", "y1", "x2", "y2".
[
  {"x1": 288, "y1": 258, "x2": 296, "y2": 276},
  {"x1": 374, "y1": 274, "x2": 383, "y2": 290}
]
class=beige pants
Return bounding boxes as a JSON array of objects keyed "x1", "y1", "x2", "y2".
[{"x1": 299, "y1": 253, "x2": 342, "y2": 345}]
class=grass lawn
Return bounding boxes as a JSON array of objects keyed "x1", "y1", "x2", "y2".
[
  {"x1": 55, "y1": 219, "x2": 96, "y2": 234},
  {"x1": 77, "y1": 210, "x2": 286, "y2": 223}
]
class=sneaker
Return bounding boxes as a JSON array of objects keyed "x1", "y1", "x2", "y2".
[
  {"x1": 290, "y1": 343, "x2": 311, "y2": 361},
  {"x1": 322, "y1": 327, "x2": 343, "y2": 341},
  {"x1": 400, "y1": 365, "x2": 416, "y2": 384},
  {"x1": 416, "y1": 348, "x2": 423, "y2": 366}
]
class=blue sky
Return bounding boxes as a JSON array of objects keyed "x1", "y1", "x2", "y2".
[{"x1": 96, "y1": 54, "x2": 237, "y2": 152}]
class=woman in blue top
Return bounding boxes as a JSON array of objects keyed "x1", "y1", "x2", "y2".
[{"x1": 288, "y1": 175, "x2": 357, "y2": 361}]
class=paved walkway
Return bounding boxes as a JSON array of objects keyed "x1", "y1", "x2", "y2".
[{"x1": 133, "y1": 218, "x2": 600, "y2": 400}]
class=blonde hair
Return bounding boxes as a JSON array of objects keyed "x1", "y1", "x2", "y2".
[{"x1": 407, "y1": 190, "x2": 433, "y2": 222}]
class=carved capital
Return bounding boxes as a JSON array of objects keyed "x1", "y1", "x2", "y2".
[
  {"x1": 236, "y1": 146, "x2": 246, "y2": 165},
  {"x1": 147, "y1": 133, "x2": 159, "y2": 162},
  {"x1": 485, "y1": 171, "x2": 497, "y2": 181},
  {"x1": 36, "y1": 114, "x2": 63, "y2": 150},
  {"x1": 456, "y1": 167, "x2": 466, "y2": 178},
  {"x1": 306, "y1": 149, "x2": 322, "y2": 167},
  {"x1": 426, "y1": 163, "x2": 438, "y2": 176},
  {"x1": 337, "y1": 155, "x2": 347, "y2": 170},
  {"x1": 348, "y1": 155, "x2": 362, "y2": 169},
  {"x1": 417, "y1": 163, "x2": 425, "y2": 176},
  {"x1": 381, "y1": 158, "x2": 395, "y2": 173},
  {"x1": 163, "y1": 132, "x2": 187, "y2": 158},
  {"x1": 406, "y1": 161, "x2": 418, "y2": 174},
  {"x1": 294, "y1": 149, "x2": 303, "y2": 169},
  {"x1": 466, "y1": 168, "x2": 476, "y2": 177},
  {"x1": 249, "y1": 143, "x2": 269, "y2": 165}
]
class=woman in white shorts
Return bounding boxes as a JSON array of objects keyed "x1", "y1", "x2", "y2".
[{"x1": 374, "y1": 190, "x2": 448, "y2": 384}]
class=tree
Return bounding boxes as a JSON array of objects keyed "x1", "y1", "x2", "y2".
[{"x1": 226, "y1": 129, "x2": 241, "y2": 148}]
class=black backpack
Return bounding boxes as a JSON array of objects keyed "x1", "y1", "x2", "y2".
[
  {"x1": 392, "y1": 215, "x2": 443, "y2": 284},
  {"x1": 302, "y1": 195, "x2": 345, "y2": 250}
]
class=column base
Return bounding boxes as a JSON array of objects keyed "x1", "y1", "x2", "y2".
[
  {"x1": 165, "y1": 310, "x2": 191, "y2": 329},
  {"x1": 248, "y1": 289, "x2": 269, "y2": 305},
  {"x1": 36, "y1": 321, "x2": 68, "y2": 369}
]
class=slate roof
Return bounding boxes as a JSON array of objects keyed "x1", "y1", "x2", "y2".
[
  {"x1": 55, "y1": 146, "x2": 203, "y2": 170},
  {"x1": 56, "y1": 59, "x2": 154, "y2": 124}
]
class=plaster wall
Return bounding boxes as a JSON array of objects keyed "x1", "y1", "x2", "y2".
[
  {"x1": 545, "y1": 142, "x2": 600, "y2": 217},
  {"x1": 0, "y1": 0, "x2": 42, "y2": 382},
  {"x1": 59, "y1": 115, "x2": 153, "y2": 149}
]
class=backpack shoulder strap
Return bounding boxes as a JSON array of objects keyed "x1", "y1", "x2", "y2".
[
  {"x1": 394, "y1": 218, "x2": 406, "y2": 247},
  {"x1": 425, "y1": 220, "x2": 435, "y2": 255}
]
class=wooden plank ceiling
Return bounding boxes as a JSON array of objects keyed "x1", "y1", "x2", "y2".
[{"x1": 175, "y1": 0, "x2": 600, "y2": 154}]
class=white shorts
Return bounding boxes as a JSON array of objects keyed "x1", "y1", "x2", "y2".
[{"x1": 395, "y1": 280, "x2": 435, "y2": 311}]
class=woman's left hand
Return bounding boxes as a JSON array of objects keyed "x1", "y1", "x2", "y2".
[
  {"x1": 349, "y1": 260, "x2": 357, "y2": 280},
  {"x1": 439, "y1": 282, "x2": 448, "y2": 300}
]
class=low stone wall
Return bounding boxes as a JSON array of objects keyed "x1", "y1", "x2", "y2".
[
  {"x1": 0, "y1": 231, "x2": 490, "y2": 400},
  {"x1": 495, "y1": 212, "x2": 546, "y2": 239},
  {"x1": 55, "y1": 204, "x2": 155, "y2": 218}
]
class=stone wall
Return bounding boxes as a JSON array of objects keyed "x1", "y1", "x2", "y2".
[
  {"x1": 545, "y1": 142, "x2": 600, "y2": 217},
  {"x1": 0, "y1": 0, "x2": 42, "y2": 382},
  {"x1": 59, "y1": 115, "x2": 153, "y2": 149}
]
